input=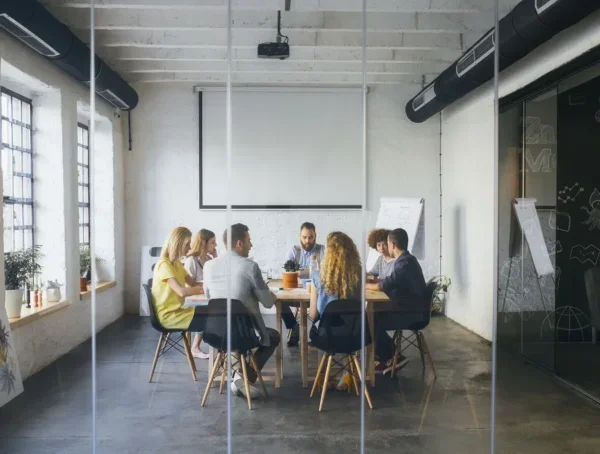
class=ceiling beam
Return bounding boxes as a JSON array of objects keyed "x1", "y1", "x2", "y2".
[
  {"x1": 100, "y1": 46, "x2": 462, "y2": 63},
  {"x1": 50, "y1": 9, "x2": 495, "y2": 34},
  {"x1": 41, "y1": 0, "x2": 517, "y2": 14}
]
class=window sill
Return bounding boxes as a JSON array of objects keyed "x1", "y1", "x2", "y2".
[
  {"x1": 80, "y1": 280, "x2": 117, "y2": 300},
  {"x1": 9, "y1": 300, "x2": 71, "y2": 330}
]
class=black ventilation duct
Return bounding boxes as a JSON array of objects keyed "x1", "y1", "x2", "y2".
[
  {"x1": 406, "y1": 0, "x2": 600, "y2": 123},
  {"x1": 0, "y1": 0, "x2": 138, "y2": 110}
]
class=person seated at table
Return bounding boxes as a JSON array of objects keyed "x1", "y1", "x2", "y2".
[
  {"x1": 286, "y1": 222, "x2": 325, "y2": 346},
  {"x1": 366, "y1": 228, "x2": 426, "y2": 373},
  {"x1": 152, "y1": 227, "x2": 206, "y2": 342},
  {"x1": 287, "y1": 222, "x2": 325, "y2": 274},
  {"x1": 203, "y1": 223, "x2": 297, "y2": 399},
  {"x1": 183, "y1": 229, "x2": 218, "y2": 360},
  {"x1": 367, "y1": 228, "x2": 396, "y2": 281},
  {"x1": 309, "y1": 231, "x2": 361, "y2": 390}
]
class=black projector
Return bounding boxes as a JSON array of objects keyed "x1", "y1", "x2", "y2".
[{"x1": 258, "y1": 42, "x2": 290, "y2": 60}]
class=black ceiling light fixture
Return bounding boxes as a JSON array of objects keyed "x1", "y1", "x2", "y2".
[{"x1": 257, "y1": 1, "x2": 291, "y2": 60}]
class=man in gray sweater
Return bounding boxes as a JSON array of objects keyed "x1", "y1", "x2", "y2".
[{"x1": 203, "y1": 223, "x2": 296, "y2": 398}]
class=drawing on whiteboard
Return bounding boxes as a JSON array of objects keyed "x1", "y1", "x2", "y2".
[
  {"x1": 570, "y1": 244, "x2": 600, "y2": 266},
  {"x1": 524, "y1": 117, "x2": 557, "y2": 144},
  {"x1": 540, "y1": 306, "x2": 591, "y2": 342},
  {"x1": 545, "y1": 240, "x2": 562, "y2": 256},
  {"x1": 581, "y1": 188, "x2": 600, "y2": 231},
  {"x1": 524, "y1": 148, "x2": 555, "y2": 173},
  {"x1": 549, "y1": 211, "x2": 571, "y2": 232},
  {"x1": 539, "y1": 266, "x2": 561, "y2": 292},
  {"x1": 558, "y1": 183, "x2": 584, "y2": 204},
  {"x1": 595, "y1": 109, "x2": 600, "y2": 123},
  {"x1": 500, "y1": 256, "x2": 522, "y2": 281}
]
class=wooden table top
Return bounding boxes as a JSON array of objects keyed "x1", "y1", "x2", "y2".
[{"x1": 186, "y1": 280, "x2": 389, "y2": 304}]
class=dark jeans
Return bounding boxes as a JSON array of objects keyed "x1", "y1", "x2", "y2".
[
  {"x1": 187, "y1": 307, "x2": 208, "y2": 333},
  {"x1": 374, "y1": 308, "x2": 425, "y2": 363},
  {"x1": 281, "y1": 305, "x2": 297, "y2": 330},
  {"x1": 245, "y1": 328, "x2": 280, "y2": 383}
]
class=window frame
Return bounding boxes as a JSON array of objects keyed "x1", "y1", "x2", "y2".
[
  {"x1": 77, "y1": 122, "x2": 90, "y2": 247},
  {"x1": 2, "y1": 87, "x2": 35, "y2": 252}
]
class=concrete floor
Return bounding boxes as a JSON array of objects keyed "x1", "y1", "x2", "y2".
[{"x1": 1, "y1": 315, "x2": 600, "y2": 453}]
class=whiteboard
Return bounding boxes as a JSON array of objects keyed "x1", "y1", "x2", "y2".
[
  {"x1": 201, "y1": 89, "x2": 363, "y2": 207},
  {"x1": 367, "y1": 198, "x2": 425, "y2": 270},
  {"x1": 513, "y1": 198, "x2": 554, "y2": 276}
]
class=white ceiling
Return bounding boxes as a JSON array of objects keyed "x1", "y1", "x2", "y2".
[{"x1": 41, "y1": 0, "x2": 520, "y2": 86}]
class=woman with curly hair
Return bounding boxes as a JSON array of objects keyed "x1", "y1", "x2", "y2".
[
  {"x1": 309, "y1": 231, "x2": 361, "y2": 321},
  {"x1": 367, "y1": 228, "x2": 396, "y2": 281},
  {"x1": 309, "y1": 231, "x2": 362, "y2": 390}
]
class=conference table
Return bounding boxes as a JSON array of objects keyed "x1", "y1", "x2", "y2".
[{"x1": 185, "y1": 280, "x2": 390, "y2": 388}]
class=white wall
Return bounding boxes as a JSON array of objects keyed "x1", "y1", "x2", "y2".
[
  {"x1": 1, "y1": 34, "x2": 126, "y2": 379},
  {"x1": 441, "y1": 11, "x2": 600, "y2": 340},
  {"x1": 124, "y1": 82, "x2": 441, "y2": 313}
]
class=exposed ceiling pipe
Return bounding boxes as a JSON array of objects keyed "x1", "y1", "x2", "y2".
[
  {"x1": 406, "y1": 0, "x2": 600, "y2": 123},
  {"x1": 0, "y1": 0, "x2": 138, "y2": 110}
]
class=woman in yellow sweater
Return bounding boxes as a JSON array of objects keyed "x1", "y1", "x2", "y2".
[{"x1": 152, "y1": 227, "x2": 205, "y2": 334}]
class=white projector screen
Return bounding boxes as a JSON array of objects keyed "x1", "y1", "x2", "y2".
[{"x1": 200, "y1": 88, "x2": 363, "y2": 208}]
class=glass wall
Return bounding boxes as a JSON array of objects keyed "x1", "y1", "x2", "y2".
[{"x1": 497, "y1": 61, "x2": 600, "y2": 401}]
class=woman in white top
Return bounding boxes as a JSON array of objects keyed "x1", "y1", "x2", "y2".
[
  {"x1": 367, "y1": 228, "x2": 396, "y2": 281},
  {"x1": 183, "y1": 229, "x2": 217, "y2": 359}
]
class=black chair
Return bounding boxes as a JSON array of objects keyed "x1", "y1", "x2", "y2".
[
  {"x1": 142, "y1": 280, "x2": 197, "y2": 383},
  {"x1": 200, "y1": 298, "x2": 267, "y2": 410},
  {"x1": 309, "y1": 299, "x2": 373, "y2": 412},
  {"x1": 386, "y1": 282, "x2": 438, "y2": 378}
]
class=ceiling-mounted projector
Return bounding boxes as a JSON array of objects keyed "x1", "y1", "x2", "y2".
[{"x1": 258, "y1": 10, "x2": 289, "y2": 60}]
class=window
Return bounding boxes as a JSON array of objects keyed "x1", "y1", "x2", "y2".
[
  {"x1": 77, "y1": 123, "x2": 90, "y2": 246},
  {"x1": 2, "y1": 88, "x2": 34, "y2": 252}
]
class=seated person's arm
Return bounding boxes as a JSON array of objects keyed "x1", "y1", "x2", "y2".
[
  {"x1": 166, "y1": 277, "x2": 204, "y2": 298},
  {"x1": 251, "y1": 263, "x2": 276, "y2": 309},
  {"x1": 374, "y1": 260, "x2": 406, "y2": 294},
  {"x1": 184, "y1": 273, "x2": 203, "y2": 290}
]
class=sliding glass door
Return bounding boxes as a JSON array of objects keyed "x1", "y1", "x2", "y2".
[{"x1": 498, "y1": 61, "x2": 600, "y2": 401}]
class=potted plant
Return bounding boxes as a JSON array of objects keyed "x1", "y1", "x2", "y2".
[
  {"x1": 80, "y1": 246, "x2": 103, "y2": 292},
  {"x1": 45, "y1": 280, "x2": 62, "y2": 303},
  {"x1": 4, "y1": 246, "x2": 43, "y2": 318},
  {"x1": 282, "y1": 260, "x2": 300, "y2": 290}
]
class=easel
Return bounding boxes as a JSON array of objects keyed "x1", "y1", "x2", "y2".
[{"x1": 500, "y1": 202, "x2": 556, "y2": 321}]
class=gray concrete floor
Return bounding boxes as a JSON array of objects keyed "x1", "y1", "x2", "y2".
[{"x1": 1, "y1": 315, "x2": 600, "y2": 453}]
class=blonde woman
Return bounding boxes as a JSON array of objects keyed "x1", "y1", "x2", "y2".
[
  {"x1": 367, "y1": 228, "x2": 395, "y2": 281},
  {"x1": 183, "y1": 229, "x2": 218, "y2": 359},
  {"x1": 152, "y1": 227, "x2": 205, "y2": 338}
]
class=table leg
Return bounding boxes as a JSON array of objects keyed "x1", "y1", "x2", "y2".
[
  {"x1": 367, "y1": 301, "x2": 376, "y2": 387},
  {"x1": 276, "y1": 301, "x2": 282, "y2": 388},
  {"x1": 300, "y1": 301, "x2": 308, "y2": 388}
]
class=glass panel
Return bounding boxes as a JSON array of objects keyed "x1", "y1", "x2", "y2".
[{"x1": 554, "y1": 62, "x2": 600, "y2": 400}]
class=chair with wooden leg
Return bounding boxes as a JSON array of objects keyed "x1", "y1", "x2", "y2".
[
  {"x1": 387, "y1": 282, "x2": 438, "y2": 379},
  {"x1": 142, "y1": 282, "x2": 197, "y2": 383},
  {"x1": 200, "y1": 298, "x2": 267, "y2": 410},
  {"x1": 309, "y1": 299, "x2": 373, "y2": 412}
]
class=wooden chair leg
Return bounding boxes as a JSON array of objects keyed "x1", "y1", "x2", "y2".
[
  {"x1": 240, "y1": 354, "x2": 253, "y2": 410},
  {"x1": 419, "y1": 332, "x2": 437, "y2": 379},
  {"x1": 352, "y1": 354, "x2": 374, "y2": 410},
  {"x1": 182, "y1": 333, "x2": 197, "y2": 382},
  {"x1": 218, "y1": 354, "x2": 228, "y2": 394},
  {"x1": 149, "y1": 334, "x2": 166, "y2": 383},
  {"x1": 201, "y1": 352, "x2": 223, "y2": 407},
  {"x1": 348, "y1": 357, "x2": 359, "y2": 396},
  {"x1": 390, "y1": 331, "x2": 401, "y2": 378},
  {"x1": 311, "y1": 352, "x2": 328, "y2": 398},
  {"x1": 319, "y1": 355, "x2": 333, "y2": 412},
  {"x1": 249, "y1": 355, "x2": 268, "y2": 398},
  {"x1": 415, "y1": 331, "x2": 426, "y2": 370}
]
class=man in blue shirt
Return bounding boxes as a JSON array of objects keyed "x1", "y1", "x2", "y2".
[
  {"x1": 366, "y1": 228, "x2": 426, "y2": 372},
  {"x1": 285, "y1": 222, "x2": 324, "y2": 346},
  {"x1": 286, "y1": 222, "x2": 325, "y2": 274}
]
